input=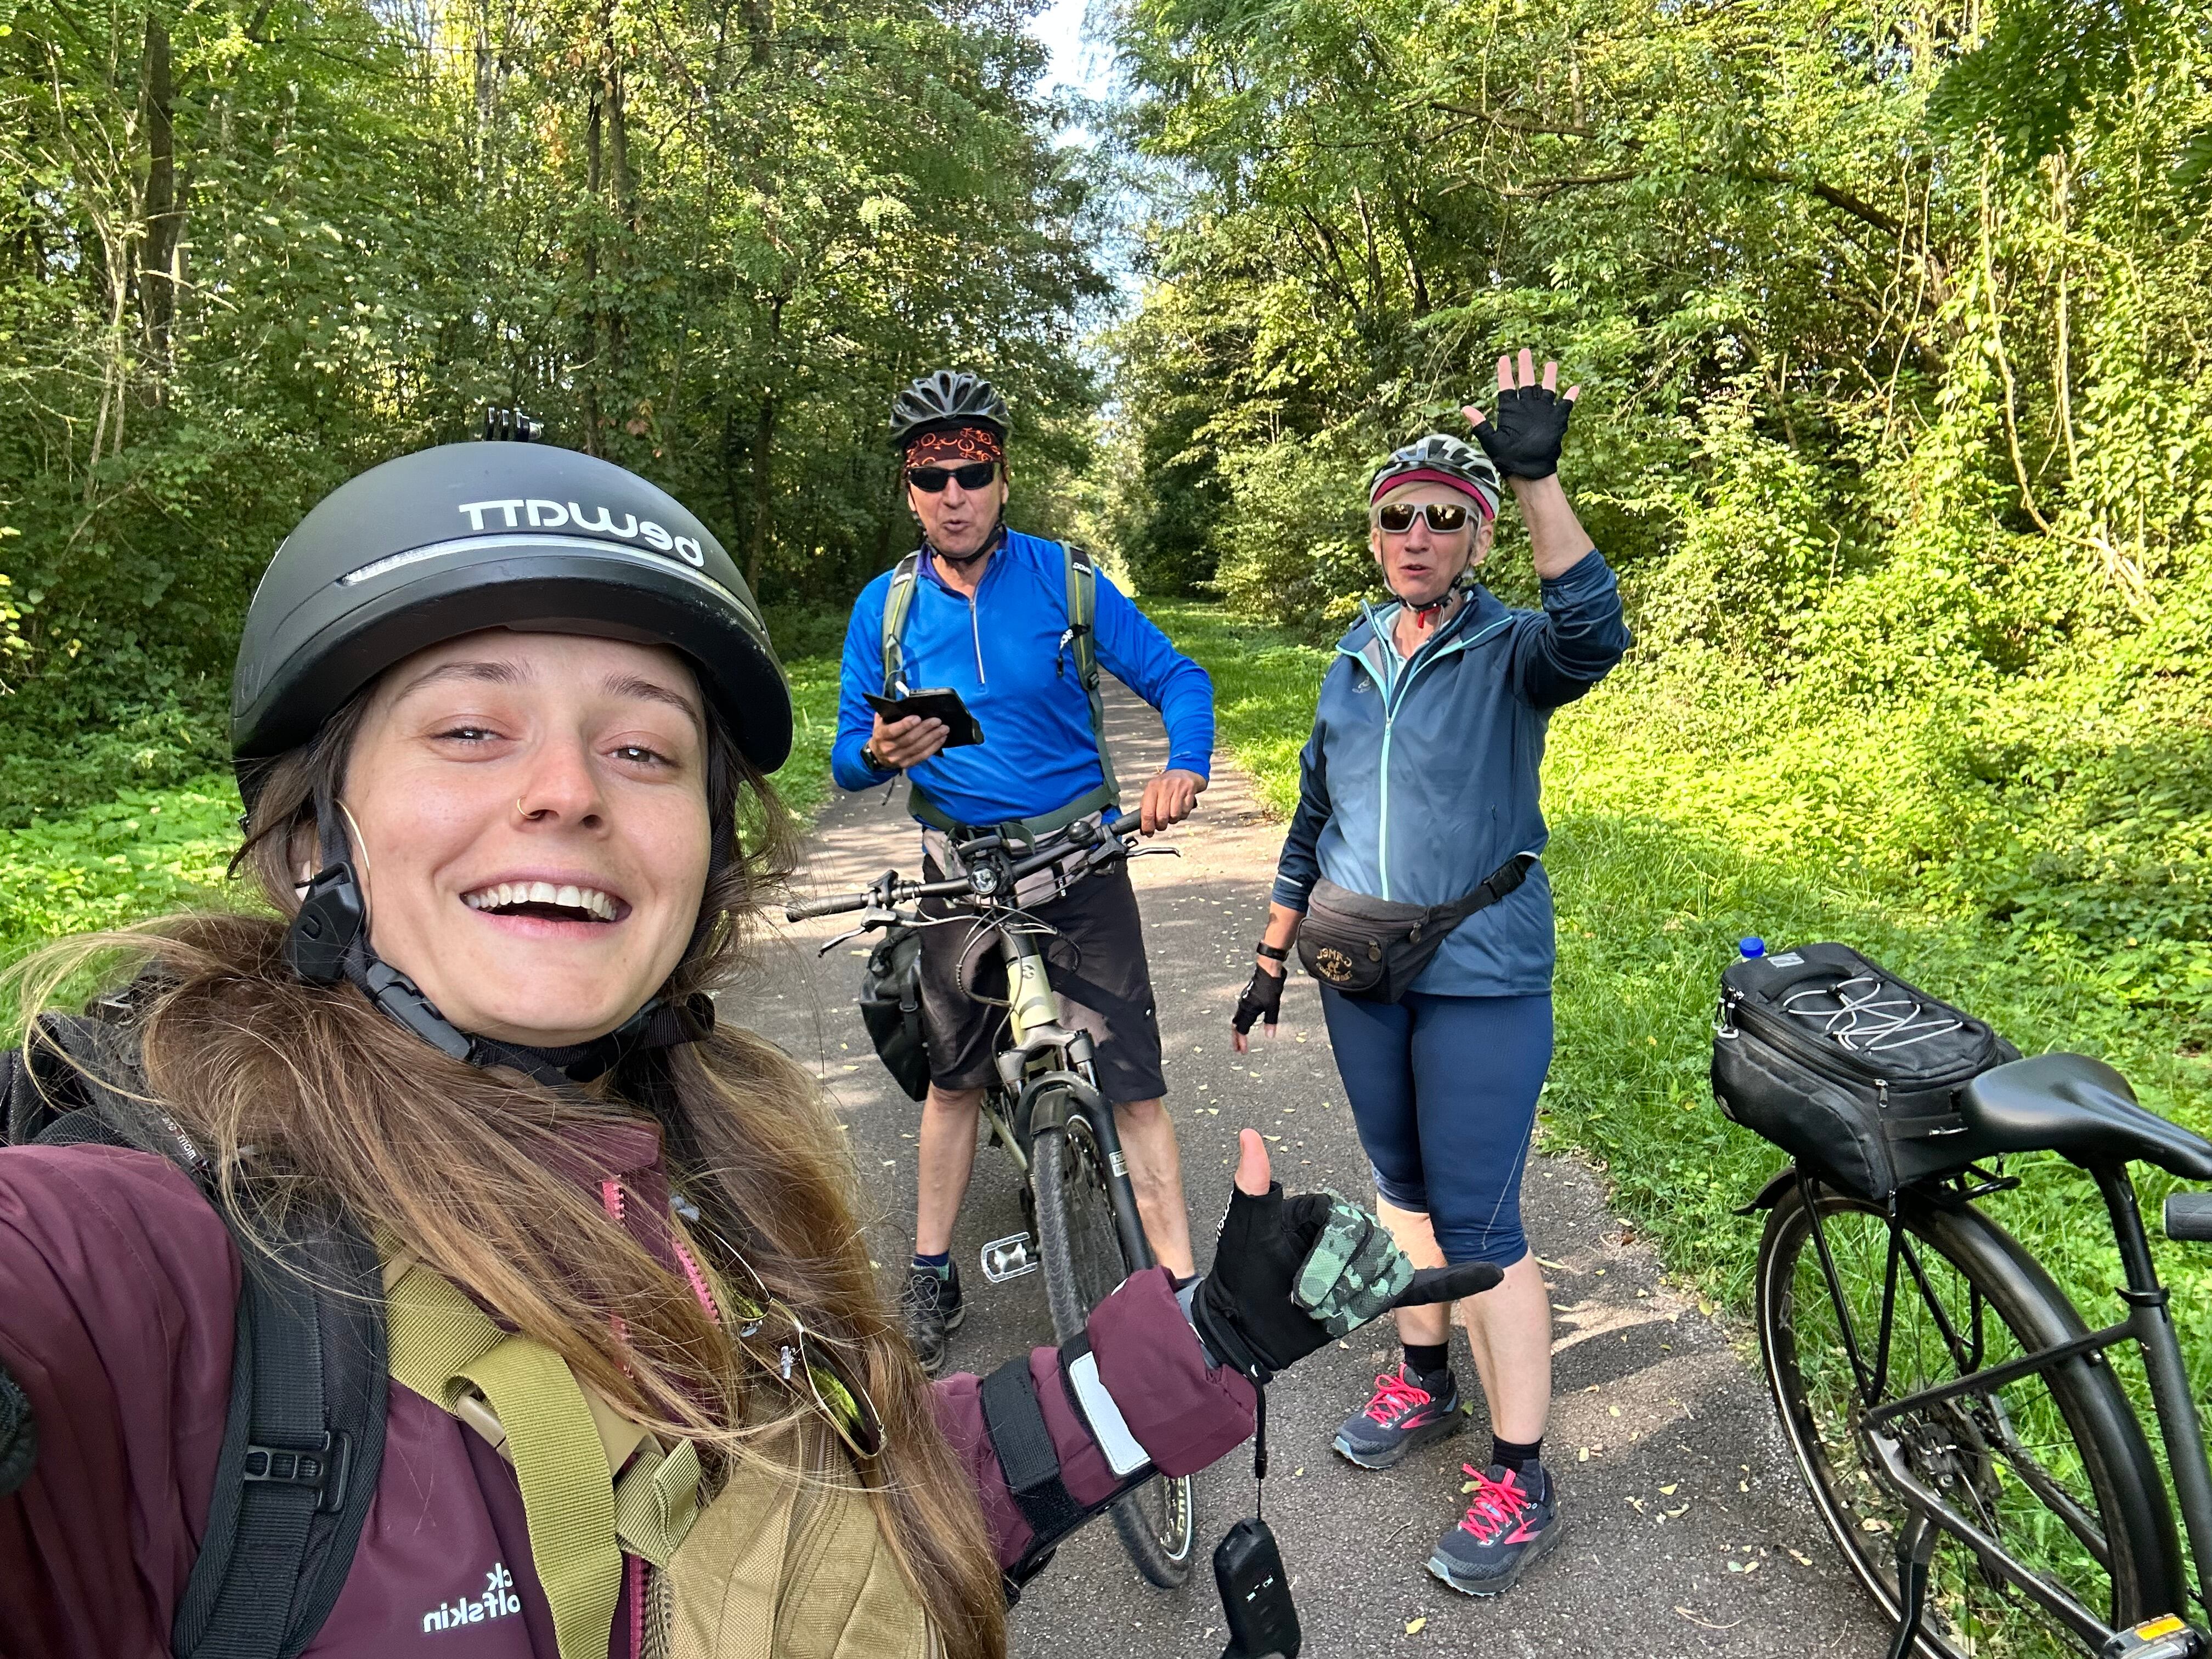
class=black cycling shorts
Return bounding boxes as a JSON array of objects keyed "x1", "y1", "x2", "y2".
[{"x1": 915, "y1": 857, "x2": 1167, "y2": 1102}]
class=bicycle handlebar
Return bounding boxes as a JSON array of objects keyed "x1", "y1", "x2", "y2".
[
  {"x1": 785, "y1": 889, "x2": 870, "y2": 921},
  {"x1": 783, "y1": 810, "x2": 1148, "y2": 925}
]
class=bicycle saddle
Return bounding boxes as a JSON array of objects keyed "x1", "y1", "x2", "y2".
[{"x1": 1959, "y1": 1053, "x2": 2212, "y2": 1179}]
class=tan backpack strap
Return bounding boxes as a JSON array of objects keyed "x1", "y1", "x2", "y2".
[
  {"x1": 384, "y1": 1259, "x2": 624, "y2": 1659},
  {"x1": 1062, "y1": 544, "x2": 1119, "y2": 808},
  {"x1": 881, "y1": 552, "x2": 922, "y2": 696}
]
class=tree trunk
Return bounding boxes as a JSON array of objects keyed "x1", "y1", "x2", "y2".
[
  {"x1": 747, "y1": 396, "x2": 775, "y2": 592},
  {"x1": 137, "y1": 13, "x2": 180, "y2": 394}
]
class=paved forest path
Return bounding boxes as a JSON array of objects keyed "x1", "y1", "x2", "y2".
[{"x1": 738, "y1": 681, "x2": 1889, "y2": 1657}]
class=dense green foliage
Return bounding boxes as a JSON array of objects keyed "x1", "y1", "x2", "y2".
[
  {"x1": 1150, "y1": 598, "x2": 2212, "y2": 1465},
  {"x1": 1101, "y1": 0, "x2": 2212, "y2": 1046},
  {"x1": 0, "y1": 0, "x2": 1102, "y2": 821}
]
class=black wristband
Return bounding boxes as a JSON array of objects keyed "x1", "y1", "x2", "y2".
[
  {"x1": 1254, "y1": 941, "x2": 1289, "y2": 962},
  {"x1": 861, "y1": 742, "x2": 891, "y2": 774}
]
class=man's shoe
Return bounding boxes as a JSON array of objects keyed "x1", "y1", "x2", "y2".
[
  {"x1": 1427, "y1": 1463, "x2": 1565, "y2": 1596},
  {"x1": 899, "y1": 1262, "x2": 966, "y2": 1376},
  {"x1": 1331, "y1": 1367, "x2": 1470, "y2": 1470}
]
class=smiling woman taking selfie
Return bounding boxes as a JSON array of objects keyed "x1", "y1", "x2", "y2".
[
  {"x1": 0, "y1": 436, "x2": 1489, "y2": 1659},
  {"x1": 1231, "y1": 352, "x2": 1633, "y2": 1600}
]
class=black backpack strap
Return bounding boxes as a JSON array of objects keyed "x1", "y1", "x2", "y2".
[
  {"x1": 8, "y1": 1002, "x2": 387, "y2": 1659},
  {"x1": 173, "y1": 1204, "x2": 387, "y2": 1659}
]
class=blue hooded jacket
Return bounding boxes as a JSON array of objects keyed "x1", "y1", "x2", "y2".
[
  {"x1": 834, "y1": 531, "x2": 1214, "y2": 826},
  {"x1": 1272, "y1": 549, "x2": 1631, "y2": 996}
]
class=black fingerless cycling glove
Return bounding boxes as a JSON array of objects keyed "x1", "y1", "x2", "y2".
[
  {"x1": 1471, "y1": 383, "x2": 1576, "y2": 480},
  {"x1": 1192, "y1": 1183, "x2": 1336, "y2": 1384},
  {"x1": 1192, "y1": 1186, "x2": 1509, "y2": 1386},
  {"x1": 1231, "y1": 965, "x2": 1285, "y2": 1036}
]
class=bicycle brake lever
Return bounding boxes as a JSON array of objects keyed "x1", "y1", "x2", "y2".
[
  {"x1": 816, "y1": 926, "x2": 868, "y2": 956},
  {"x1": 1126, "y1": 843, "x2": 1182, "y2": 859}
]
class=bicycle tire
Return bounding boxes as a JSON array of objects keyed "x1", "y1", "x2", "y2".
[
  {"x1": 1031, "y1": 1111, "x2": 1197, "y2": 1589},
  {"x1": 1757, "y1": 1176, "x2": 2182, "y2": 1656}
]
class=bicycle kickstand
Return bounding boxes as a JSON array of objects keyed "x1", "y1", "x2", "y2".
[{"x1": 1886, "y1": 1513, "x2": 1939, "y2": 1659}]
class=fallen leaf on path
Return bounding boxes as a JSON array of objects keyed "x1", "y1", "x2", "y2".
[
  {"x1": 1658, "y1": 1484, "x2": 1677, "y2": 1495},
  {"x1": 1787, "y1": 1548, "x2": 1813, "y2": 1566},
  {"x1": 1404, "y1": 1618, "x2": 1426, "y2": 1635}
]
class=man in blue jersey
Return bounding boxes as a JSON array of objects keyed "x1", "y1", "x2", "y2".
[{"x1": 834, "y1": 369, "x2": 1215, "y2": 1372}]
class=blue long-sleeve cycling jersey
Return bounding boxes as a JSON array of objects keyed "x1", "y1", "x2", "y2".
[
  {"x1": 833, "y1": 531, "x2": 1215, "y2": 827},
  {"x1": 1272, "y1": 549, "x2": 1632, "y2": 996}
]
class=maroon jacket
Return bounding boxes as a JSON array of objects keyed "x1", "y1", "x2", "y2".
[{"x1": 0, "y1": 1135, "x2": 1256, "y2": 1658}]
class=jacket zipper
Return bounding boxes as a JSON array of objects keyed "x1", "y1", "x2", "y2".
[
  {"x1": 968, "y1": 590, "x2": 986, "y2": 684},
  {"x1": 1356, "y1": 602, "x2": 1510, "y2": 901}
]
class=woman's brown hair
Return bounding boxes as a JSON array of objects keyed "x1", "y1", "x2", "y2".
[{"x1": 12, "y1": 687, "x2": 1008, "y2": 1658}]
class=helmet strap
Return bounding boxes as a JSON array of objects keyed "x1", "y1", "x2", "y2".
[
  {"x1": 284, "y1": 787, "x2": 714, "y2": 1088},
  {"x1": 927, "y1": 518, "x2": 1006, "y2": 571},
  {"x1": 1385, "y1": 564, "x2": 1476, "y2": 632}
]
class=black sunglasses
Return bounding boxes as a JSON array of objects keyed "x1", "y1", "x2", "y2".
[
  {"x1": 1374, "y1": 501, "x2": 1472, "y2": 534},
  {"x1": 906, "y1": 461, "x2": 998, "y2": 494}
]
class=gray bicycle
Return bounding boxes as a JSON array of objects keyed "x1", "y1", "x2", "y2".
[
  {"x1": 789, "y1": 809, "x2": 1197, "y2": 1588},
  {"x1": 1749, "y1": 1050, "x2": 2212, "y2": 1658}
]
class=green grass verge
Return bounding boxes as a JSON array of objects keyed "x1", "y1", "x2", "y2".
[{"x1": 1144, "y1": 600, "x2": 2212, "y2": 1380}]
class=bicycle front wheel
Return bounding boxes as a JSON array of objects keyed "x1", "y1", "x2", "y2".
[
  {"x1": 1031, "y1": 1108, "x2": 1197, "y2": 1589},
  {"x1": 1757, "y1": 1176, "x2": 2181, "y2": 1656}
]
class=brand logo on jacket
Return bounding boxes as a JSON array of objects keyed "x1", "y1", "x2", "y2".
[
  {"x1": 421, "y1": 1562, "x2": 522, "y2": 1633},
  {"x1": 456, "y1": 499, "x2": 706, "y2": 566}
]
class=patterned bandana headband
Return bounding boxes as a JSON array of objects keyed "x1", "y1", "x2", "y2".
[{"x1": 904, "y1": 425, "x2": 1005, "y2": 469}]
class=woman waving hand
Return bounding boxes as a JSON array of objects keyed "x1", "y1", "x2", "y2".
[{"x1": 1233, "y1": 351, "x2": 1632, "y2": 1598}]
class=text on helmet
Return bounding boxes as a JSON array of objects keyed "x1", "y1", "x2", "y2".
[{"x1": 455, "y1": 499, "x2": 705, "y2": 566}]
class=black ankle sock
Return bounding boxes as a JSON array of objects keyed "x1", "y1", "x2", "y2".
[
  {"x1": 1402, "y1": 1342, "x2": 1451, "y2": 1383},
  {"x1": 1491, "y1": 1435, "x2": 1544, "y2": 1483}
]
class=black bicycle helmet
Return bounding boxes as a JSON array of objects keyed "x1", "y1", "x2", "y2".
[
  {"x1": 1368, "y1": 434, "x2": 1502, "y2": 518},
  {"x1": 887, "y1": 369, "x2": 1009, "y2": 453},
  {"x1": 232, "y1": 441, "x2": 791, "y2": 797}
]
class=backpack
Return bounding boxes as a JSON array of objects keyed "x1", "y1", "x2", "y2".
[
  {"x1": 2, "y1": 997, "x2": 388, "y2": 1659},
  {"x1": 879, "y1": 540, "x2": 1119, "y2": 839},
  {"x1": 1711, "y1": 943, "x2": 2020, "y2": 1201}
]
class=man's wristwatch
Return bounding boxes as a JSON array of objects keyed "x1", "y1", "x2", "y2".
[
  {"x1": 1254, "y1": 941, "x2": 1289, "y2": 962},
  {"x1": 861, "y1": 741, "x2": 891, "y2": 774}
]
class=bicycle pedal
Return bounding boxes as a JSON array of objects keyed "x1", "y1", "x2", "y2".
[
  {"x1": 2103, "y1": 1616, "x2": 2208, "y2": 1658},
  {"x1": 980, "y1": 1233, "x2": 1040, "y2": 1283}
]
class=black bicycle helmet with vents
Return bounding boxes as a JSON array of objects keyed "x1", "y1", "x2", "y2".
[
  {"x1": 887, "y1": 370, "x2": 1009, "y2": 453},
  {"x1": 232, "y1": 440, "x2": 791, "y2": 798}
]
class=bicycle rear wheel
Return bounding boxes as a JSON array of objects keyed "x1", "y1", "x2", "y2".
[
  {"x1": 1031, "y1": 1107, "x2": 1197, "y2": 1589},
  {"x1": 1757, "y1": 1176, "x2": 2180, "y2": 1656}
]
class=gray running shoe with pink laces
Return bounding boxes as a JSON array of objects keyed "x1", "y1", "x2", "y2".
[
  {"x1": 1428, "y1": 1462, "x2": 1565, "y2": 1595},
  {"x1": 1331, "y1": 1367, "x2": 1471, "y2": 1470}
]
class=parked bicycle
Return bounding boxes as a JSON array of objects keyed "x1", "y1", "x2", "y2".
[
  {"x1": 787, "y1": 809, "x2": 1197, "y2": 1588},
  {"x1": 1713, "y1": 940, "x2": 2212, "y2": 1658}
]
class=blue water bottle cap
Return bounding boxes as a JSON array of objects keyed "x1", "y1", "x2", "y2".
[{"x1": 1739, "y1": 936, "x2": 1767, "y2": 959}]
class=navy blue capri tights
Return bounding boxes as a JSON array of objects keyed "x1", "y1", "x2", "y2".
[{"x1": 1316, "y1": 988, "x2": 1554, "y2": 1268}]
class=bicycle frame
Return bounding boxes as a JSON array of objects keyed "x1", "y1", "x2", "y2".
[
  {"x1": 975, "y1": 918, "x2": 1155, "y2": 1274},
  {"x1": 1802, "y1": 1164, "x2": 2212, "y2": 1648}
]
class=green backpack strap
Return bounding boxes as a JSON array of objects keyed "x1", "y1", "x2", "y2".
[
  {"x1": 879, "y1": 551, "x2": 923, "y2": 697},
  {"x1": 1062, "y1": 543, "x2": 1119, "y2": 809}
]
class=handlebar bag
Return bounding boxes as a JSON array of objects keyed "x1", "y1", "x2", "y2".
[
  {"x1": 859, "y1": 924, "x2": 932, "y2": 1101},
  {"x1": 1711, "y1": 943, "x2": 2018, "y2": 1201}
]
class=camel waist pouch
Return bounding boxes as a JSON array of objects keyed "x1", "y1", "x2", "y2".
[{"x1": 1297, "y1": 855, "x2": 1536, "y2": 1003}]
